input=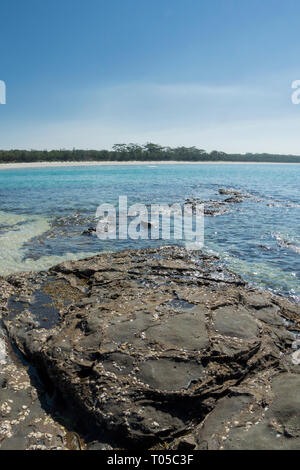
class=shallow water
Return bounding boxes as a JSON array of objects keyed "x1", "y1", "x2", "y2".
[{"x1": 0, "y1": 164, "x2": 299, "y2": 300}]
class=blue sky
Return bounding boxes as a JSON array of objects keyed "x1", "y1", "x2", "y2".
[{"x1": 0, "y1": 0, "x2": 300, "y2": 153}]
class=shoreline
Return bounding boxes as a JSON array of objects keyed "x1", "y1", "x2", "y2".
[{"x1": 0, "y1": 160, "x2": 299, "y2": 170}]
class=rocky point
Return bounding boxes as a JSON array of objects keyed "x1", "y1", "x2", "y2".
[{"x1": 0, "y1": 246, "x2": 299, "y2": 449}]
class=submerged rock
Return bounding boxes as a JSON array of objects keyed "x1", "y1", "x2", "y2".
[
  {"x1": 224, "y1": 197, "x2": 244, "y2": 204},
  {"x1": 218, "y1": 188, "x2": 251, "y2": 198},
  {"x1": 81, "y1": 226, "x2": 97, "y2": 236},
  {"x1": 0, "y1": 246, "x2": 299, "y2": 449},
  {"x1": 185, "y1": 198, "x2": 230, "y2": 216}
]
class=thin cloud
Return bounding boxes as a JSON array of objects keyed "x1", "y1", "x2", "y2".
[
  {"x1": 2, "y1": 115, "x2": 300, "y2": 154},
  {"x1": 0, "y1": 79, "x2": 296, "y2": 153}
]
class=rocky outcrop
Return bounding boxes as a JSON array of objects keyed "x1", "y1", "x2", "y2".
[
  {"x1": 185, "y1": 187, "x2": 252, "y2": 217},
  {"x1": 218, "y1": 188, "x2": 251, "y2": 198},
  {"x1": 0, "y1": 246, "x2": 299, "y2": 449}
]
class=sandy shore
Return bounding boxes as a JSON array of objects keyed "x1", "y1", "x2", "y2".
[{"x1": 0, "y1": 161, "x2": 298, "y2": 170}]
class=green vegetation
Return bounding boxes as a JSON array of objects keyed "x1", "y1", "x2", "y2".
[{"x1": 0, "y1": 143, "x2": 300, "y2": 163}]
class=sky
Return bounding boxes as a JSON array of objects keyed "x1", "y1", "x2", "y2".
[{"x1": 0, "y1": 0, "x2": 300, "y2": 153}]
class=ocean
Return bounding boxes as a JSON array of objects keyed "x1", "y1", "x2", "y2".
[{"x1": 0, "y1": 163, "x2": 299, "y2": 301}]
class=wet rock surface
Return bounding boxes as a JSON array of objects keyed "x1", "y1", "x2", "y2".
[
  {"x1": 184, "y1": 186, "x2": 264, "y2": 217},
  {"x1": 0, "y1": 279, "x2": 73, "y2": 450},
  {"x1": 0, "y1": 246, "x2": 299, "y2": 449},
  {"x1": 218, "y1": 188, "x2": 251, "y2": 198},
  {"x1": 185, "y1": 198, "x2": 230, "y2": 217}
]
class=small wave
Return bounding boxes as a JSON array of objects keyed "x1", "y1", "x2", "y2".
[
  {"x1": 278, "y1": 241, "x2": 300, "y2": 254},
  {"x1": 272, "y1": 232, "x2": 300, "y2": 254}
]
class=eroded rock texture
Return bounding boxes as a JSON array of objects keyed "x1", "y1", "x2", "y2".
[
  {"x1": 0, "y1": 279, "x2": 81, "y2": 450},
  {"x1": 1, "y1": 246, "x2": 299, "y2": 449}
]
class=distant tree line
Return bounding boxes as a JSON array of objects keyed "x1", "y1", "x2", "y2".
[{"x1": 0, "y1": 143, "x2": 300, "y2": 163}]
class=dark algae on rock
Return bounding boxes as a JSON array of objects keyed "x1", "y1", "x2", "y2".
[{"x1": 0, "y1": 246, "x2": 300, "y2": 449}]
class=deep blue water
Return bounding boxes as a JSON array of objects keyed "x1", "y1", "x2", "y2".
[{"x1": 0, "y1": 163, "x2": 299, "y2": 300}]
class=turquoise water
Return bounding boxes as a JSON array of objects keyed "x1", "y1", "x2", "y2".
[{"x1": 0, "y1": 164, "x2": 299, "y2": 300}]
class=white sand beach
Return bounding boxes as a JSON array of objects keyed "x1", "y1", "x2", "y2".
[{"x1": 0, "y1": 161, "x2": 298, "y2": 170}]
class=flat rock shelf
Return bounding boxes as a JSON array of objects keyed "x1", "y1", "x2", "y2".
[{"x1": 0, "y1": 246, "x2": 300, "y2": 450}]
